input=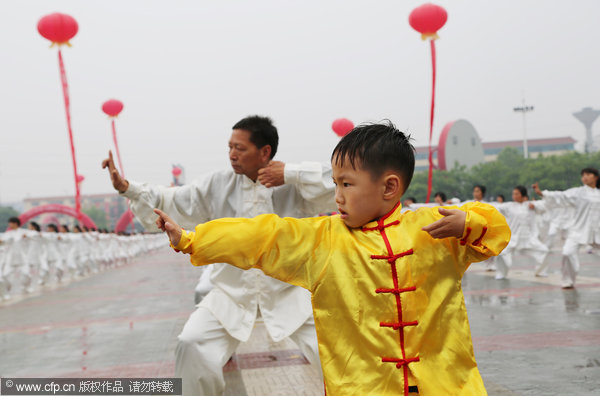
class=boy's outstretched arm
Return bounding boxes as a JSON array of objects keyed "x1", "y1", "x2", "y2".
[
  {"x1": 421, "y1": 203, "x2": 511, "y2": 270},
  {"x1": 421, "y1": 208, "x2": 466, "y2": 239}
]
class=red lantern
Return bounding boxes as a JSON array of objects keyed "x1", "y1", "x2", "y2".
[
  {"x1": 102, "y1": 99, "x2": 124, "y2": 117},
  {"x1": 38, "y1": 12, "x2": 83, "y2": 224},
  {"x1": 172, "y1": 167, "x2": 182, "y2": 177},
  {"x1": 331, "y1": 118, "x2": 354, "y2": 137},
  {"x1": 37, "y1": 13, "x2": 78, "y2": 45},
  {"x1": 409, "y1": 3, "x2": 447, "y2": 204},
  {"x1": 409, "y1": 3, "x2": 447, "y2": 40}
]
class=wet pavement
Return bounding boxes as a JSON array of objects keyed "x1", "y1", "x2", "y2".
[{"x1": 0, "y1": 244, "x2": 599, "y2": 395}]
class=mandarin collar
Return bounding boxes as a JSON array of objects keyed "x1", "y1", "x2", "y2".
[{"x1": 361, "y1": 201, "x2": 403, "y2": 232}]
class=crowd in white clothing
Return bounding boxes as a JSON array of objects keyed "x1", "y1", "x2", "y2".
[
  {"x1": 0, "y1": 218, "x2": 166, "y2": 301},
  {"x1": 402, "y1": 168, "x2": 600, "y2": 289}
]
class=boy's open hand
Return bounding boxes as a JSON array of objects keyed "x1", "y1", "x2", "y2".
[
  {"x1": 422, "y1": 208, "x2": 466, "y2": 239},
  {"x1": 154, "y1": 208, "x2": 183, "y2": 246},
  {"x1": 257, "y1": 161, "x2": 285, "y2": 188}
]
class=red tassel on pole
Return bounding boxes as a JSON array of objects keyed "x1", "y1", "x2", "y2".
[
  {"x1": 426, "y1": 40, "x2": 437, "y2": 203},
  {"x1": 58, "y1": 48, "x2": 82, "y2": 223}
]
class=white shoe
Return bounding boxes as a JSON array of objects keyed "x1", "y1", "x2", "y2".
[{"x1": 494, "y1": 273, "x2": 506, "y2": 280}]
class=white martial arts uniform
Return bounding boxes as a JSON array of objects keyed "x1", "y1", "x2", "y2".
[
  {"x1": 493, "y1": 201, "x2": 549, "y2": 279},
  {"x1": 542, "y1": 185, "x2": 600, "y2": 287},
  {"x1": 122, "y1": 162, "x2": 336, "y2": 396}
]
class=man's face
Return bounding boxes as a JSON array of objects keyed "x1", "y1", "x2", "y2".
[
  {"x1": 581, "y1": 172, "x2": 599, "y2": 188},
  {"x1": 434, "y1": 195, "x2": 443, "y2": 205},
  {"x1": 332, "y1": 158, "x2": 387, "y2": 228},
  {"x1": 7, "y1": 221, "x2": 19, "y2": 230},
  {"x1": 228, "y1": 129, "x2": 270, "y2": 181},
  {"x1": 473, "y1": 187, "x2": 483, "y2": 201}
]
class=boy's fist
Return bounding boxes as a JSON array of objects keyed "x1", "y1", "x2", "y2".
[
  {"x1": 154, "y1": 208, "x2": 182, "y2": 246},
  {"x1": 422, "y1": 208, "x2": 466, "y2": 239}
]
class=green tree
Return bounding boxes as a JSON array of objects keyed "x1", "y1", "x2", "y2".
[
  {"x1": 82, "y1": 206, "x2": 108, "y2": 230},
  {"x1": 403, "y1": 148, "x2": 600, "y2": 203},
  {"x1": 0, "y1": 206, "x2": 20, "y2": 230}
]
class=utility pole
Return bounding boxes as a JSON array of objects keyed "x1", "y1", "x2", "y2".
[{"x1": 513, "y1": 99, "x2": 534, "y2": 159}]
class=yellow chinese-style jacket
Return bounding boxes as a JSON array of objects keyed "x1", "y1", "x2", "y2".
[{"x1": 174, "y1": 202, "x2": 510, "y2": 395}]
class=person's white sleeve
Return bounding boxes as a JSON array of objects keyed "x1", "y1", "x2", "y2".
[
  {"x1": 542, "y1": 188, "x2": 578, "y2": 209},
  {"x1": 530, "y1": 200, "x2": 547, "y2": 213},
  {"x1": 284, "y1": 162, "x2": 336, "y2": 215},
  {"x1": 121, "y1": 173, "x2": 217, "y2": 231}
]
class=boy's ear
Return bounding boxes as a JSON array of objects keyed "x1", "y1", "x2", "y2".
[{"x1": 382, "y1": 174, "x2": 403, "y2": 200}]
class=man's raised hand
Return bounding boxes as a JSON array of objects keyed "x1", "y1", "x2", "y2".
[
  {"x1": 154, "y1": 208, "x2": 183, "y2": 246},
  {"x1": 422, "y1": 208, "x2": 467, "y2": 239},
  {"x1": 531, "y1": 182, "x2": 543, "y2": 197},
  {"x1": 257, "y1": 161, "x2": 285, "y2": 188},
  {"x1": 101, "y1": 150, "x2": 129, "y2": 193}
]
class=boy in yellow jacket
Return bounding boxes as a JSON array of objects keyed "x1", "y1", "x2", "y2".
[{"x1": 155, "y1": 122, "x2": 510, "y2": 395}]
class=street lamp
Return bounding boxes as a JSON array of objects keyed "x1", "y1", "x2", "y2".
[{"x1": 513, "y1": 100, "x2": 534, "y2": 159}]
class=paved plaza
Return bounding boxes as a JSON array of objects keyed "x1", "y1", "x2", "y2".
[{"x1": 1, "y1": 244, "x2": 599, "y2": 395}]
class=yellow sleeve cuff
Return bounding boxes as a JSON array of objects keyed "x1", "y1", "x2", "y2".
[{"x1": 171, "y1": 229, "x2": 195, "y2": 254}]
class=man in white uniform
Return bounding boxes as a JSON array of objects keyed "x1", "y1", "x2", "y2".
[
  {"x1": 102, "y1": 115, "x2": 336, "y2": 395},
  {"x1": 533, "y1": 167, "x2": 600, "y2": 289},
  {"x1": 492, "y1": 186, "x2": 549, "y2": 279}
]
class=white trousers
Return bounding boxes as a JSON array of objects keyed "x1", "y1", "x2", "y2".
[
  {"x1": 495, "y1": 243, "x2": 549, "y2": 279},
  {"x1": 175, "y1": 306, "x2": 322, "y2": 396}
]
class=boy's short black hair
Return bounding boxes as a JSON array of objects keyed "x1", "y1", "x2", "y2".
[
  {"x1": 474, "y1": 185, "x2": 487, "y2": 195},
  {"x1": 29, "y1": 221, "x2": 41, "y2": 232},
  {"x1": 8, "y1": 217, "x2": 20, "y2": 226},
  {"x1": 331, "y1": 121, "x2": 415, "y2": 193},
  {"x1": 581, "y1": 167, "x2": 599, "y2": 188},
  {"x1": 434, "y1": 191, "x2": 447, "y2": 201},
  {"x1": 47, "y1": 224, "x2": 58, "y2": 232},
  {"x1": 232, "y1": 115, "x2": 279, "y2": 159},
  {"x1": 514, "y1": 185, "x2": 528, "y2": 198}
]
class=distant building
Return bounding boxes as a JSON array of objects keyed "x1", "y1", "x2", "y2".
[
  {"x1": 415, "y1": 136, "x2": 577, "y2": 171},
  {"x1": 23, "y1": 193, "x2": 129, "y2": 230}
]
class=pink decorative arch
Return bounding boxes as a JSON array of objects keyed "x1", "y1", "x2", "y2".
[
  {"x1": 114, "y1": 209, "x2": 135, "y2": 233},
  {"x1": 436, "y1": 120, "x2": 455, "y2": 171},
  {"x1": 19, "y1": 204, "x2": 97, "y2": 229}
]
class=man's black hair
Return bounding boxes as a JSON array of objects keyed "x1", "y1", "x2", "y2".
[
  {"x1": 29, "y1": 221, "x2": 41, "y2": 232},
  {"x1": 8, "y1": 217, "x2": 20, "y2": 226},
  {"x1": 232, "y1": 115, "x2": 279, "y2": 159},
  {"x1": 331, "y1": 121, "x2": 415, "y2": 192},
  {"x1": 434, "y1": 191, "x2": 447, "y2": 202},
  {"x1": 474, "y1": 185, "x2": 487, "y2": 195},
  {"x1": 514, "y1": 185, "x2": 528, "y2": 198},
  {"x1": 581, "y1": 167, "x2": 600, "y2": 188}
]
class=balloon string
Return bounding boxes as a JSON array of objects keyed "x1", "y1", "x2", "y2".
[
  {"x1": 111, "y1": 119, "x2": 125, "y2": 178},
  {"x1": 426, "y1": 40, "x2": 437, "y2": 204},
  {"x1": 111, "y1": 119, "x2": 135, "y2": 232},
  {"x1": 58, "y1": 49, "x2": 82, "y2": 223}
]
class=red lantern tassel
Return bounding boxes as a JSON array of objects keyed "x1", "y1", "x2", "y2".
[
  {"x1": 111, "y1": 119, "x2": 125, "y2": 178},
  {"x1": 58, "y1": 48, "x2": 82, "y2": 223},
  {"x1": 111, "y1": 119, "x2": 135, "y2": 233},
  {"x1": 426, "y1": 39, "x2": 437, "y2": 204}
]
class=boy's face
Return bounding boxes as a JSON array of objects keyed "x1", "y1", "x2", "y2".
[
  {"x1": 473, "y1": 187, "x2": 483, "y2": 201},
  {"x1": 7, "y1": 221, "x2": 19, "y2": 230},
  {"x1": 581, "y1": 172, "x2": 599, "y2": 188},
  {"x1": 332, "y1": 158, "x2": 392, "y2": 228},
  {"x1": 434, "y1": 195, "x2": 443, "y2": 205}
]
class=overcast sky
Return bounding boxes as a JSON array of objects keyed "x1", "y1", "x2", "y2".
[{"x1": 0, "y1": 0, "x2": 599, "y2": 204}]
